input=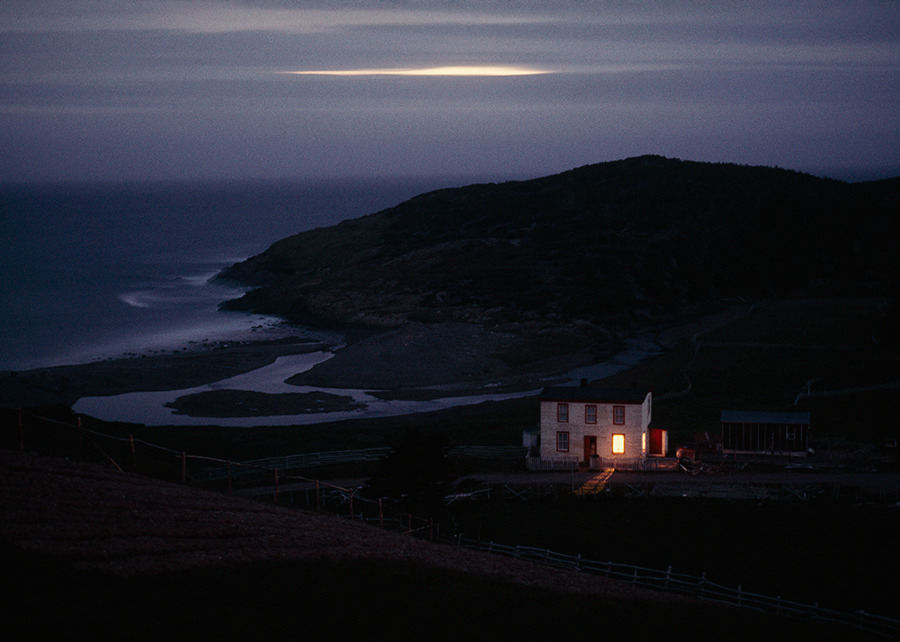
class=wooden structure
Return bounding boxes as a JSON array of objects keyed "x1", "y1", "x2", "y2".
[
  {"x1": 720, "y1": 410, "x2": 810, "y2": 457},
  {"x1": 537, "y1": 384, "x2": 653, "y2": 468}
]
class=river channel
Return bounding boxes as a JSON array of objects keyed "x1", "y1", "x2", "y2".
[{"x1": 72, "y1": 333, "x2": 665, "y2": 427}]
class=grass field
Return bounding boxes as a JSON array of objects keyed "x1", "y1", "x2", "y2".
[
  {"x1": 596, "y1": 298, "x2": 897, "y2": 446},
  {"x1": 443, "y1": 495, "x2": 899, "y2": 616}
]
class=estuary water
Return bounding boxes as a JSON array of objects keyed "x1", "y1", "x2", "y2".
[{"x1": 0, "y1": 178, "x2": 461, "y2": 371}]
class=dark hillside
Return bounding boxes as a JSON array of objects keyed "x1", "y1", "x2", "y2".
[{"x1": 220, "y1": 156, "x2": 898, "y2": 341}]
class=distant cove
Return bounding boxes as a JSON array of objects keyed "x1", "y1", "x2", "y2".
[{"x1": 0, "y1": 178, "x2": 469, "y2": 371}]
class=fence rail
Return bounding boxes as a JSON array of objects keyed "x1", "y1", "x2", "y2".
[
  {"x1": 447, "y1": 445, "x2": 526, "y2": 460},
  {"x1": 526, "y1": 456, "x2": 679, "y2": 472},
  {"x1": 195, "y1": 447, "x2": 392, "y2": 481},
  {"x1": 453, "y1": 538, "x2": 900, "y2": 639}
]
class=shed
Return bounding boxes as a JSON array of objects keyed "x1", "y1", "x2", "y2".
[{"x1": 720, "y1": 410, "x2": 810, "y2": 457}]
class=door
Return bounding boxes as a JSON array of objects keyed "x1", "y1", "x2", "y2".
[{"x1": 584, "y1": 436, "x2": 597, "y2": 462}]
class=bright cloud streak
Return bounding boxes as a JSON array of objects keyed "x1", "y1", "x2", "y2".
[{"x1": 283, "y1": 66, "x2": 552, "y2": 77}]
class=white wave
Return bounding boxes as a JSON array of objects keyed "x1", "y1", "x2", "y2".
[{"x1": 118, "y1": 292, "x2": 153, "y2": 308}]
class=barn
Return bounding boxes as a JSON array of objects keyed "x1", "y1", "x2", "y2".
[{"x1": 720, "y1": 410, "x2": 811, "y2": 457}]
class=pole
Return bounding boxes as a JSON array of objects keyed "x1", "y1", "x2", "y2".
[{"x1": 129, "y1": 434, "x2": 136, "y2": 471}]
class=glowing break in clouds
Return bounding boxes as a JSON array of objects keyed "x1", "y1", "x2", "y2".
[{"x1": 282, "y1": 65, "x2": 551, "y2": 77}]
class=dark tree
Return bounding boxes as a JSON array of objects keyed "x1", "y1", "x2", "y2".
[{"x1": 365, "y1": 428, "x2": 449, "y2": 513}]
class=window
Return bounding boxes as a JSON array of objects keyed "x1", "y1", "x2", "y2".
[
  {"x1": 557, "y1": 403, "x2": 569, "y2": 422},
  {"x1": 556, "y1": 431, "x2": 570, "y2": 452},
  {"x1": 612, "y1": 434, "x2": 625, "y2": 454},
  {"x1": 585, "y1": 404, "x2": 597, "y2": 424},
  {"x1": 613, "y1": 405, "x2": 625, "y2": 425}
]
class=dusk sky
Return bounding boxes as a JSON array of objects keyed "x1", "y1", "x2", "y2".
[{"x1": 2, "y1": 1, "x2": 898, "y2": 183}]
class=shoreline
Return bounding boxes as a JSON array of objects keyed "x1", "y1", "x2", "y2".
[
  {"x1": 0, "y1": 335, "x2": 334, "y2": 409},
  {"x1": 3, "y1": 305, "x2": 754, "y2": 425}
]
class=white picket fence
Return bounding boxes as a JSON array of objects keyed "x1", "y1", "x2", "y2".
[{"x1": 452, "y1": 538, "x2": 900, "y2": 639}]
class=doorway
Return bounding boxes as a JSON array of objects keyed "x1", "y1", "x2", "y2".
[{"x1": 584, "y1": 436, "x2": 597, "y2": 462}]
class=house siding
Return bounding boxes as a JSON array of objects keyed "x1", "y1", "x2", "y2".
[{"x1": 538, "y1": 390, "x2": 651, "y2": 465}]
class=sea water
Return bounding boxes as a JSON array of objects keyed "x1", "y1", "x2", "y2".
[{"x1": 0, "y1": 178, "x2": 459, "y2": 371}]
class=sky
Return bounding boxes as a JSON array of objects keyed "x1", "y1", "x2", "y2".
[{"x1": 1, "y1": 0, "x2": 898, "y2": 183}]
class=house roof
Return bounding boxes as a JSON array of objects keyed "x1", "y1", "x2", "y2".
[
  {"x1": 540, "y1": 386, "x2": 650, "y2": 404},
  {"x1": 720, "y1": 410, "x2": 811, "y2": 425}
]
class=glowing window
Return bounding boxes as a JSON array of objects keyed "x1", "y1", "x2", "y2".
[
  {"x1": 585, "y1": 405, "x2": 597, "y2": 423},
  {"x1": 612, "y1": 434, "x2": 625, "y2": 454},
  {"x1": 642, "y1": 431, "x2": 647, "y2": 453},
  {"x1": 557, "y1": 403, "x2": 569, "y2": 422},
  {"x1": 613, "y1": 405, "x2": 625, "y2": 425},
  {"x1": 557, "y1": 431, "x2": 570, "y2": 452}
]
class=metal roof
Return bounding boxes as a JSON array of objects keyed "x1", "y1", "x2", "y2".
[
  {"x1": 720, "y1": 410, "x2": 810, "y2": 425},
  {"x1": 540, "y1": 386, "x2": 650, "y2": 404}
]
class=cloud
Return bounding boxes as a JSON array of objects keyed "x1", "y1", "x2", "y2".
[
  {"x1": 282, "y1": 65, "x2": 551, "y2": 76},
  {"x1": 0, "y1": 0, "x2": 897, "y2": 181}
]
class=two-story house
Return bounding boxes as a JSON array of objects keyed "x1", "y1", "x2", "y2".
[{"x1": 537, "y1": 384, "x2": 654, "y2": 468}]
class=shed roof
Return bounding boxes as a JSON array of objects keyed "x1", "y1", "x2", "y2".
[
  {"x1": 540, "y1": 386, "x2": 650, "y2": 404},
  {"x1": 720, "y1": 410, "x2": 811, "y2": 425}
]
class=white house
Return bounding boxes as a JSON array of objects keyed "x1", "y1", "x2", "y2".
[{"x1": 536, "y1": 384, "x2": 655, "y2": 469}]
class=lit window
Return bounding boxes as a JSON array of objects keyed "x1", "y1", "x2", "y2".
[
  {"x1": 557, "y1": 403, "x2": 569, "y2": 422},
  {"x1": 642, "y1": 431, "x2": 646, "y2": 454},
  {"x1": 585, "y1": 404, "x2": 597, "y2": 423},
  {"x1": 613, "y1": 405, "x2": 625, "y2": 425},
  {"x1": 612, "y1": 434, "x2": 625, "y2": 454},
  {"x1": 557, "y1": 431, "x2": 570, "y2": 452}
]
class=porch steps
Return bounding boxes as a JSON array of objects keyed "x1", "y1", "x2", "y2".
[{"x1": 575, "y1": 469, "x2": 614, "y2": 496}]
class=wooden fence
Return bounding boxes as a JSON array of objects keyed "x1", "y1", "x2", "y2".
[
  {"x1": 526, "y1": 455, "x2": 678, "y2": 472},
  {"x1": 450, "y1": 538, "x2": 900, "y2": 639},
  {"x1": 195, "y1": 447, "x2": 393, "y2": 481}
]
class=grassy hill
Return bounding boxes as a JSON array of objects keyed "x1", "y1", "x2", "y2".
[{"x1": 220, "y1": 156, "x2": 899, "y2": 345}]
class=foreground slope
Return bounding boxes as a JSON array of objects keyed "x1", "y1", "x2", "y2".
[{"x1": 0, "y1": 449, "x2": 883, "y2": 641}]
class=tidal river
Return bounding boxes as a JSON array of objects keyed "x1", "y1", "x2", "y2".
[{"x1": 72, "y1": 333, "x2": 664, "y2": 427}]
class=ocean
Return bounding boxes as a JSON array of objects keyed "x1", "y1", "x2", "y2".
[{"x1": 0, "y1": 178, "x2": 461, "y2": 371}]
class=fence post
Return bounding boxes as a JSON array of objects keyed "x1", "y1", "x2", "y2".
[
  {"x1": 315, "y1": 480, "x2": 321, "y2": 512},
  {"x1": 227, "y1": 462, "x2": 232, "y2": 492},
  {"x1": 181, "y1": 451, "x2": 186, "y2": 482},
  {"x1": 378, "y1": 499, "x2": 384, "y2": 529},
  {"x1": 665, "y1": 565, "x2": 672, "y2": 590},
  {"x1": 129, "y1": 434, "x2": 136, "y2": 471},
  {"x1": 274, "y1": 470, "x2": 280, "y2": 504},
  {"x1": 349, "y1": 490, "x2": 354, "y2": 519}
]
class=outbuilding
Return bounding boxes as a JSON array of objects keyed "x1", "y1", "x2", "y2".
[{"x1": 720, "y1": 410, "x2": 810, "y2": 457}]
